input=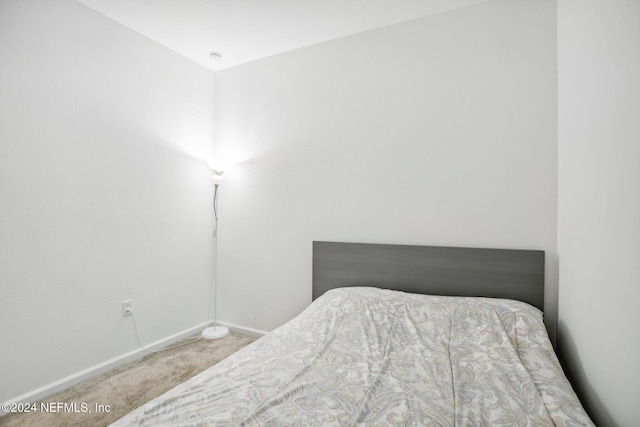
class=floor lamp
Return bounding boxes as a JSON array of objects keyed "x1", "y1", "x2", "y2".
[{"x1": 202, "y1": 158, "x2": 231, "y2": 339}]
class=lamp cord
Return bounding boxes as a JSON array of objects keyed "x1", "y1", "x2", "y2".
[
  {"x1": 130, "y1": 183, "x2": 221, "y2": 353},
  {"x1": 207, "y1": 183, "x2": 220, "y2": 329},
  {"x1": 131, "y1": 313, "x2": 201, "y2": 353}
]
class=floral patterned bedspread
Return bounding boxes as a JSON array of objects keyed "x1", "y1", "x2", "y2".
[{"x1": 111, "y1": 287, "x2": 593, "y2": 426}]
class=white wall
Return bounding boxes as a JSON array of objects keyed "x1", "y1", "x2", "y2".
[
  {"x1": 0, "y1": 0, "x2": 214, "y2": 403},
  {"x1": 213, "y1": 0, "x2": 558, "y2": 334},
  {"x1": 557, "y1": 1, "x2": 640, "y2": 426}
]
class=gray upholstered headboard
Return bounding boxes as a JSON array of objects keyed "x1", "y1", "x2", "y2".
[{"x1": 312, "y1": 241, "x2": 545, "y2": 311}]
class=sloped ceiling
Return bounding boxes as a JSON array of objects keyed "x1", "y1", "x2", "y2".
[{"x1": 76, "y1": 0, "x2": 492, "y2": 71}]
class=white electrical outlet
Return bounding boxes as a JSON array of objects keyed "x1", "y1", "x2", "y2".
[{"x1": 122, "y1": 299, "x2": 133, "y2": 316}]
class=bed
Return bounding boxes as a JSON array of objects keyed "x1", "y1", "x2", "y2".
[{"x1": 110, "y1": 241, "x2": 593, "y2": 426}]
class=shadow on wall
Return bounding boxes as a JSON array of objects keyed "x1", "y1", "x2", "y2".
[{"x1": 557, "y1": 321, "x2": 616, "y2": 427}]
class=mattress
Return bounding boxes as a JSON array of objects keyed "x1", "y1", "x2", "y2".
[{"x1": 110, "y1": 287, "x2": 593, "y2": 426}]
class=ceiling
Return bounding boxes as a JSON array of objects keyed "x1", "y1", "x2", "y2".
[{"x1": 76, "y1": 0, "x2": 491, "y2": 71}]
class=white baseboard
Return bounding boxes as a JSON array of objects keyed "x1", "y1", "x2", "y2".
[
  {"x1": 2, "y1": 320, "x2": 266, "y2": 415},
  {"x1": 217, "y1": 320, "x2": 268, "y2": 338}
]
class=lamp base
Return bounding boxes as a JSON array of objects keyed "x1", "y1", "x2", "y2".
[{"x1": 201, "y1": 325, "x2": 229, "y2": 340}]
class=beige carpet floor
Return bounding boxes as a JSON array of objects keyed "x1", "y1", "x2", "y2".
[{"x1": 0, "y1": 332, "x2": 256, "y2": 427}]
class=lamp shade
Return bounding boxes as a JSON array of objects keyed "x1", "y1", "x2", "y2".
[{"x1": 206, "y1": 158, "x2": 232, "y2": 175}]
